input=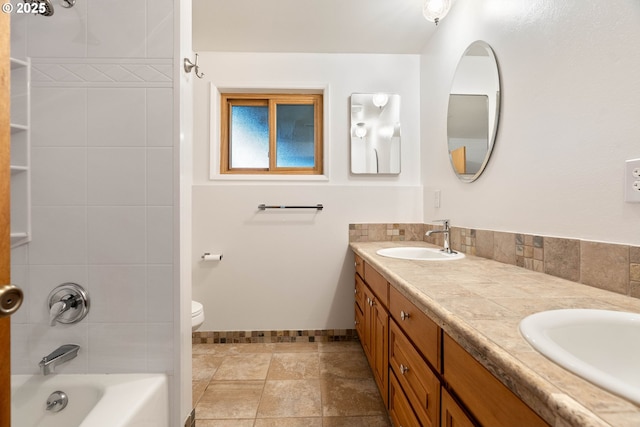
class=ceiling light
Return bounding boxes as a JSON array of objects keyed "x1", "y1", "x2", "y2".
[{"x1": 423, "y1": 0, "x2": 451, "y2": 26}]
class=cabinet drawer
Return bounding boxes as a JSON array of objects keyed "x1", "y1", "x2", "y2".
[
  {"x1": 364, "y1": 262, "x2": 388, "y2": 307},
  {"x1": 389, "y1": 285, "x2": 440, "y2": 370},
  {"x1": 354, "y1": 253, "x2": 364, "y2": 278},
  {"x1": 389, "y1": 320, "x2": 440, "y2": 427},
  {"x1": 389, "y1": 370, "x2": 421, "y2": 427},
  {"x1": 443, "y1": 333, "x2": 549, "y2": 427},
  {"x1": 355, "y1": 274, "x2": 366, "y2": 311}
]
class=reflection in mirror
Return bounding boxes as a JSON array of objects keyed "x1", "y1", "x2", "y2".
[
  {"x1": 350, "y1": 93, "x2": 401, "y2": 174},
  {"x1": 447, "y1": 41, "x2": 500, "y2": 182},
  {"x1": 448, "y1": 94, "x2": 489, "y2": 175}
]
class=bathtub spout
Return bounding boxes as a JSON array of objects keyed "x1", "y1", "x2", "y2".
[{"x1": 39, "y1": 344, "x2": 80, "y2": 376}]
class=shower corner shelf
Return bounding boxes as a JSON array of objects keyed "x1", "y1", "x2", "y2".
[{"x1": 9, "y1": 57, "x2": 31, "y2": 249}]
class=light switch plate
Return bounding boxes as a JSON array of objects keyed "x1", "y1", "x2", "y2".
[{"x1": 625, "y1": 159, "x2": 640, "y2": 203}]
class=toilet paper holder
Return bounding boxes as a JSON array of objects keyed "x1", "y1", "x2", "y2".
[{"x1": 201, "y1": 253, "x2": 223, "y2": 261}]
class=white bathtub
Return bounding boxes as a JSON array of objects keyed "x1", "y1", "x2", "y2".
[{"x1": 11, "y1": 374, "x2": 168, "y2": 427}]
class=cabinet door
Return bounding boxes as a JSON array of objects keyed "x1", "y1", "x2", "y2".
[
  {"x1": 371, "y1": 299, "x2": 388, "y2": 406},
  {"x1": 355, "y1": 273, "x2": 366, "y2": 312},
  {"x1": 441, "y1": 388, "x2": 476, "y2": 427},
  {"x1": 354, "y1": 274, "x2": 365, "y2": 341},
  {"x1": 362, "y1": 286, "x2": 374, "y2": 365},
  {"x1": 355, "y1": 304, "x2": 364, "y2": 343},
  {"x1": 389, "y1": 371, "x2": 421, "y2": 427}
]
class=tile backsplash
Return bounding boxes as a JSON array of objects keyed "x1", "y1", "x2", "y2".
[{"x1": 349, "y1": 223, "x2": 640, "y2": 299}]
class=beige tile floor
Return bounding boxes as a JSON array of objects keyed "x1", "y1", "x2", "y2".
[{"x1": 192, "y1": 341, "x2": 392, "y2": 427}]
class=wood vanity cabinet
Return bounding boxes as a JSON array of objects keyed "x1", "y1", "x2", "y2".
[
  {"x1": 389, "y1": 286, "x2": 441, "y2": 427},
  {"x1": 354, "y1": 256, "x2": 389, "y2": 406},
  {"x1": 443, "y1": 333, "x2": 549, "y2": 427},
  {"x1": 353, "y1": 254, "x2": 549, "y2": 427},
  {"x1": 389, "y1": 320, "x2": 440, "y2": 427}
]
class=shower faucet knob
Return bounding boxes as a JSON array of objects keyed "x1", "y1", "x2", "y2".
[{"x1": 48, "y1": 283, "x2": 90, "y2": 326}]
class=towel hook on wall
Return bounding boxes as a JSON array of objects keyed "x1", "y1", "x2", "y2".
[{"x1": 184, "y1": 53, "x2": 204, "y2": 79}]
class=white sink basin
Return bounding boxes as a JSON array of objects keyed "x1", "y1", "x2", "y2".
[
  {"x1": 376, "y1": 247, "x2": 465, "y2": 261},
  {"x1": 520, "y1": 309, "x2": 640, "y2": 404}
]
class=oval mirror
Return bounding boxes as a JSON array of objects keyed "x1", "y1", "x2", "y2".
[{"x1": 447, "y1": 41, "x2": 501, "y2": 182}]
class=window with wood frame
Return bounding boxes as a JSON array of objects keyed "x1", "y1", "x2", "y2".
[{"x1": 220, "y1": 93, "x2": 323, "y2": 174}]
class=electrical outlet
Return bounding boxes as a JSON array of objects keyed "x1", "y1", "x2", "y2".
[
  {"x1": 625, "y1": 159, "x2": 640, "y2": 202},
  {"x1": 434, "y1": 190, "x2": 441, "y2": 208}
]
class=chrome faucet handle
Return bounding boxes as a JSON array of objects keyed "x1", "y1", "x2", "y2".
[
  {"x1": 49, "y1": 300, "x2": 68, "y2": 326},
  {"x1": 48, "y1": 283, "x2": 89, "y2": 326}
]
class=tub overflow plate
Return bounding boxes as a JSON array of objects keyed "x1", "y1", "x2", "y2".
[{"x1": 46, "y1": 391, "x2": 68, "y2": 412}]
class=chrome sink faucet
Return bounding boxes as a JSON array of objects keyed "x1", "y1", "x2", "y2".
[
  {"x1": 39, "y1": 344, "x2": 80, "y2": 376},
  {"x1": 425, "y1": 219, "x2": 457, "y2": 254}
]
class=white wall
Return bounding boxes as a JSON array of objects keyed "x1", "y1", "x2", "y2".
[
  {"x1": 421, "y1": 0, "x2": 640, "y2": 245},
  {"x1": 9, "y1": 0, "x2": 181, "y2": 422},
  {"x1": 192, "y1": 53, "x2": 422, "y2": 330}
]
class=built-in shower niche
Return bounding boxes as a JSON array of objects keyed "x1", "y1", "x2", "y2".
[{"x1": 9, "y1": 57, "x2": 31, "y2": 248}]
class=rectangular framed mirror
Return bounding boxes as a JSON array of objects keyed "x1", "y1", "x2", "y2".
[{"x1": 350, "y1": 93, "x2": 401, "y2": 174}]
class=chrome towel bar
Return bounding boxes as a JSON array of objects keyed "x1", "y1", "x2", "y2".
[{"x1": 258, "y1": 204, "x2": 323, "y2": 211}]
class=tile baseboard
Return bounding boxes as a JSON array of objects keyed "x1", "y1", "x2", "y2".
[{"x1": 193, "y1": 329, "x2": 358, "y2": 344}]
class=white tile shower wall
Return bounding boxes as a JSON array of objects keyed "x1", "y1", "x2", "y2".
[{"x1": 9, "y1": 2, "x2": 176, "y2": 378}]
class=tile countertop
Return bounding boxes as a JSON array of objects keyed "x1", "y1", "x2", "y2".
[{"x1": 350, "y1": 241, "x2": 640, "y2": 427}]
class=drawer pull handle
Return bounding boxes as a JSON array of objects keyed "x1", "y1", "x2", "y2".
[
  {"x1": 354, "y1": 289, "x2": 357, "y2": 294},
  {"x1": 369, "y1": 299, "x2": 375, "y2": 307},
  {"x1": 400, "y1": 310, "x2": 410, "y2": 321},
  {"x1": 400, "y1": 364, "x2": 409, "y2": 375}
]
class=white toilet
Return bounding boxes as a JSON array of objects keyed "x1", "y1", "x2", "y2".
[{"x1": 191, "y1": 300, "x2": 204, "y2": 332}]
